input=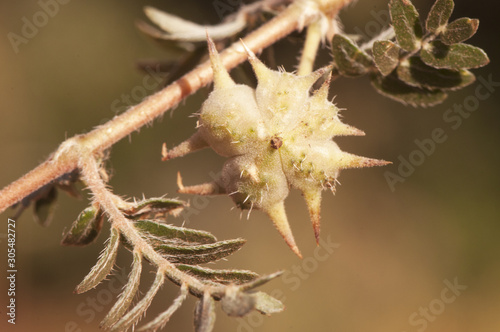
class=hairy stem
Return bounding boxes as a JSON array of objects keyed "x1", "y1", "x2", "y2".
[
  {"x1": 0, "y1": 0, "x2": 353, "y2": 214},
  {"x1": 298, "y1": 20, "x2": 322, "y2": 75}
]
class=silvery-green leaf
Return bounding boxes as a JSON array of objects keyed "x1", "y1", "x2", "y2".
[
  {"x1": 426, "y1": 0, "x2": 454, "y2": 34},
  {"x1": 155, "y1": 239, "x2": 246, "y2": 265},
  {"x1": 252, "y1": 291, "x2": 285, "y2": 315},
  {"x1": 177, "y1": 264, "x2": 259, "y2": 285},
  {"x1": 75, "y1": 227, "x2": 120, "y2": 294},
  {"x1": 372, "y1": 40, "x2": 401, "y2": 76},
  {"x1": 238, "y1": 271, "x2": 284, "y2": 292},
  {"x1": 331, "y1": 34, "x2": 373, "y2": 77},
  {"x1": 138, "y1": 284, "x2": 188, "y2": 332},
  {"x1": 110, "y1": 269, "x2": 165, "y2": 332},
  {"x1": 101, "y1": 251, "x2": 143, "y2": 330},
  {"x1": 135, "y1": 219, "x2": 217, "y2": 245},
  {"x1": 421, "y1": 41, "x2": 489, "y2": 70},
  {"x1": 371, "y1": 74, "x2": 448, "y2": 107},
  {"x1": 441, "y1": 18, "x2": 479, "y2": 45},
  {"x1": 144, "y1": 6, "x2": 246, "y2": 42},
  {"x1": 61, "y1": 206, "x2": 104, "y2": 246},
  {"x1": 389, "y1": 0, "x2": 423, "y2": 52},
  {"x1": 194, "y1": 293, "x2": 216, "y2": 332},
  {"x1": 397, "y1": 57, "x2": 475, "y2": 90},
  {"x1": 123, "y1": 198, "x2": 185, "y2": 219}
]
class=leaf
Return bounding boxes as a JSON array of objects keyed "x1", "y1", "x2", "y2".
[
  {"x1": 221, "y1": 286, "x2": 256, "y2": 317},
  {"x1": 421, "y1": 41, "x2": 490, "y2": 70},
  {"x1": 372, "y1": 40, "x2": 401, "y2": 76},
  {"x1": 426, "y1": 0, "x2": 454, "y2": 34},
  {"x1": 101, "y1": 251, "x2": 143, "y2": 330},
  {"x1": 371, "y1": 74, "x2": 448, "y2": 107},
  {"x1": 389, "y1": 0, "x2": 423, "y2": 52},
  {"x1": 33, "y1": 186, "x2": 58, "y2": 227},
  {"x1": 75, "y1": 227, "x2": 120, "y2": 294},
  {"x1": 111, "y1": 269, "x2": 165, "y2": 332},
  {"x1": 194, "y1": 292, "x2": 216, "y2": 332},
  {"x1": 441, "y1": 18, "x2": 479, "y2": 45},
  {"x1": 252, "y1": 291, "x2": 285, "y2": 315},
  {"x1": 177, "y1": 264, "x2": 259, "y2": 285},
  {"x1": 61, "y1": 206, "x2": 105, "y2": 246},
  {"x1": 397, "y1": 57, "x2": 475, "y2": 90},
  {"x1": 238, "y1": 271, "x2": 284, "y2": 292},
  {"x1": 155, "y1": 239, "x2": 247, "y2": 265},
  {"x1": 138, "y1": 283, "x2": 188, "y2": 332},
  {"x1": 123, "y1": 198, "x2": 185, "y2": 219},
  {"x1": 135, "y1": 219, "x2": 217, "y2": 245},
  {"x1": 331, "y1": 34, "x2": 373, "y2": 77}
]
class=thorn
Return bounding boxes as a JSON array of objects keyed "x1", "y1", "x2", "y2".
[
  {"x1": 266, "y1": 202, "x2": 302, "y2": 258},
  {"x1": 161, "y1": 142, "x2": 168, "y2": 161},
  {"x1": 207, "y1": 34, "x2": 234, "y2": 89},
  {"x1": 240, "y1": 39, "x2": 274, "y2": 82},
  {"x1": 337, "y1": 152, "x2": 392, "y2": 170},
  {"x1": 177, "y1": 172, "x2": 185, "y2": 191},
  {"x1": 303, "y1": 190, "x2": 322, "y2": 245}
]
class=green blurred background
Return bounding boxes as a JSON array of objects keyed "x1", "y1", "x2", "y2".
[{"x1": 0, "y1": 0, "x2": 499, "y2": 331}]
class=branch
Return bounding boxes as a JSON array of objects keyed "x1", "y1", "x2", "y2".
[{"x1": 0, "y1": 0, "x2": 354, "y2": 214}]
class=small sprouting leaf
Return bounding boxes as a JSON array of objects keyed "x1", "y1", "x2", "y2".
[
  {"x1": 421, "y1": 41, "x2": 490, "y2": 70},
  {"x1": 426, "y1": 0, "x2": 454, "y2": 34},
  {"x1": 194, "y1": 292, "x2": 216, "y2": 332},
  {"x1": 111, "y1": 269, "x2": 165, "y2": 332},
  {"x1": 372, "y1": 40, "x2": 401, "y2": 76},
  {"x1": 155, "y1": 239, "x2": 247, "y2": 265},
  {"x1": 177, "y1": 264, "x2": 259, "y2": 285},
  {"x1": 135, "y1": 219, "x2": 217, "y2": 245},
  {"x1": 371, "y1": 74, "x2": 448, "y2": 107},
  {"x1": 138, "y1": 283, "x2": 188, "y2": 332},
  {"x1": 33, "y1": 186, "x2": 58, "y2": 227},
  {"x1": 389, "y1": 0, "x2": 423, "y2": 52},
  {"x1": 61, "y1": 206, "x2": 105, "y2": 246},
  {"x1": 441, "y1": 18, "x2": 479, "y2": 45},
  {"x1": 221, "y1": 286, "x2": 256, "y2": 317},
  {"x1": 397, "y1": 57, "x2": 475, "y2": 90},
  {"x1": 75, "y1": 227, "x2": 120, "y2": 294},
  {"x1": 252, "y1": 291, "x2": 285, "y2": 315},
  {"x1": 123, "y1": 197, "x2": 185, "y2": 219},
  {"x1": 101, "y1": 251, "x2": 143, "y2": 330},
  {"x1": 331, "y1": 34, "x2": 373, "y2": 77}
]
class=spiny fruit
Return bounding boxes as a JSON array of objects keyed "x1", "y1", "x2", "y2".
[{"x1": 163, "y1": 37, "x2": 389, "y2": 257}]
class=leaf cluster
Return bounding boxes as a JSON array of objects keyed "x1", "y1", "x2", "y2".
[{"x1": 331, "y1": 0, "x2": 489, "y2": 107}]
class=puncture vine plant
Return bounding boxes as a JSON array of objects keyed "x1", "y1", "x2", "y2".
[{"x1": 1, "y1": 0, "x2": 488, "y2": 331}]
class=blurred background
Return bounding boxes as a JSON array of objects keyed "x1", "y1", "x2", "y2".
[{"x1": 0, "y1": 0, "x2": 499, "y2": 331}]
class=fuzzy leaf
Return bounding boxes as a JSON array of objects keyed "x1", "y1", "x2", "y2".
[
  {"x1": 441, "y1": 18, "x2": 479, "y2": 45},
  {"x1": 111, "y1": 269, "x2": 165, "y2": 332},
  {"x1": 194, "y1": 293, "x2": 216, "y2": 332},
  {"x1": 33, "y1": 186, "x2": 57, "y2": 227},
  {"x1": 101, "y1": 251, "x2": 143, "y2": 330},
  {"x1": 389, "y1": 0, "x2": 423, "y2": 52},
  {"x1": 75, "y1": 227, "x2": 120, "y2": 294},
  {"x1": 426, "y1": 0, "x2": 454, "y2": 34},
  {"x1": 155, "y1": 239, "x2": 247, "y2": 265},
  {"x1": 371, "y1": 74, "x2": 448, "y2": 107},
  {"x1": 135, "y1": 219, "x2": 217, "y2": 245},
  {"x1": 397, "y1": 57, "x2": 475, "y2": 90},
  {"x1": 177, "y1": 264, "x2": 259, "y2": 285},
  {"x1": 421, "y1": 41, "x2": 489, "y2": 70},
  {"x1": 221, "y1": 286, "x2": 256, "y2": 317},
  {"x1": 238, "y1": 271, "x2": 284, "y2": 292},
  {"x1": 61, "y1": 206, "x2": 105, "y2": 246},
  {"x1": 252, "y1": 291, "x2": 285, "y2": 315},
  {"x1": 331, "y1": 34, "x2": 373, "y2": 77},
  {"x1": 123, "y1": 198, "x2": 185, "y2": 219},
  {"x1": 138, "y1": 284, "x2": 188, "y2": 332},
  {"x1": 373, "y1": 40, "x2": 401, "y2": 76}
]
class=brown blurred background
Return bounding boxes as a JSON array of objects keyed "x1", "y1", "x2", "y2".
[{"x1": 0, "y1": 0, "x2": 499, "y2": 331}]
